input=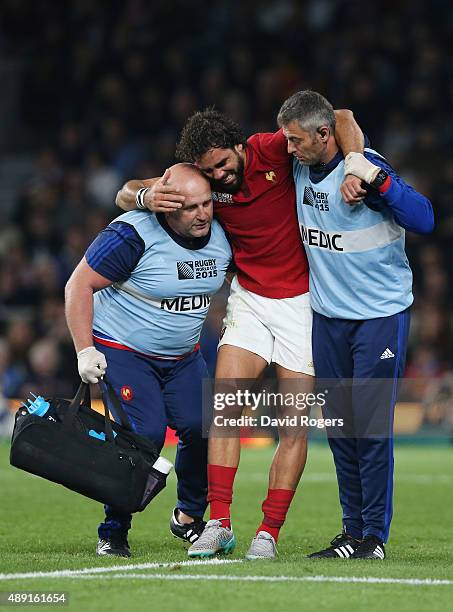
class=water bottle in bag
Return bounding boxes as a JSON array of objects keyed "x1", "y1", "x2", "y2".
[{"x1": 141, "y1": 457, "x2": 173, "y2": 507}]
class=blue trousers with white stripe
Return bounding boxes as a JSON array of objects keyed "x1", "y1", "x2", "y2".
[
  {"x1": 94, "y1": 343, "x2": 209, "y2": 540},
  {"x1": 312, "y1": 309, "x2": 410, "y2": 543}
]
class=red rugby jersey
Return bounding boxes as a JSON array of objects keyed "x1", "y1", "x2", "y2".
[{"x1": 213, "y1": 129, "x2": 309, "y2": 298}]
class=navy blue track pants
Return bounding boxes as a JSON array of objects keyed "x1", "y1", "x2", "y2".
[
  {"x1": 94, "y1": 342, "x2": 209, "y2": 539},
  {"x1": 312, "y1": 309, "x2": 410, "y2": 542}
]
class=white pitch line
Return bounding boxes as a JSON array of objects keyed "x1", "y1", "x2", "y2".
[
  {"x1": 1, "y1": 566, "x2": 452, "y2": 587},
  {"x1": 0, "y1": 559, "x2": 242, "y2": 581},
  {"x1": 69, "y1": 573, "x2": 453, "y2": 587}
]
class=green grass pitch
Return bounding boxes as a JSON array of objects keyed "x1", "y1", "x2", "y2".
[{"x1": 1, "y1": 441, "x2": 452, "y2": 611}]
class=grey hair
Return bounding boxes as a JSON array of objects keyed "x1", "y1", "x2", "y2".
[{"x1": 277, "y1": 90, "x2": 336, "y2": 134}]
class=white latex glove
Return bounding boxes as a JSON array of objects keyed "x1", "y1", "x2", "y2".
[
  {"x1": 77, "y1": 346, "x2": 107, "y2": 384},
  {"x1": 344, "y1": 152, "x2": 381, "y2": 184}
]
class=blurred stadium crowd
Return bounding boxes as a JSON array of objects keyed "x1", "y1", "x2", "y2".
[{"x1": 0, "y1": 0, "x2": 452, "y2": 431}]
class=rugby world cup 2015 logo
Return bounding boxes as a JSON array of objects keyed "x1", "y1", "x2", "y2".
[
  {"x1": 303, "y1": 186, "x2": 316, "y2": 206},
  {"x1": 303, "y1": 186, "x2": 329, "y2": 210},
  {"x1": 177, "y1": 259, "x2": 218, "y2": 280},
  {"x1": 177, "y1": 261, "x2": 195, "y2": 280}
]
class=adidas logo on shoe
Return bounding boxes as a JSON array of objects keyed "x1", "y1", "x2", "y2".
[
  {"x1": 350, "y1": 535, "x2": 386, "y2": 560},
  {"x1": 372, "y1": 544, "x2": 385, "y2": 559},
  {"x1": 307, "y1": 532, "x2": 361, "y2": 559},
  {"x1": 380, "y1": 348, "x2": 395, "y2": 360},
  {"x1": 333, "y1": 543, "x2": 356, "y2": 558}
]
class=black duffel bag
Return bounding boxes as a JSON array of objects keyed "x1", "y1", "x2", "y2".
[{"x1": 10, "y1": 379, "x2": 165, "y2": 514}]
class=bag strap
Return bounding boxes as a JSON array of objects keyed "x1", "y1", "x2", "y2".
[
  {"x1": 99, "y1": 378, "x2": 134, "y2": 432},
  {"x1": 61, "y1": 381, "x2": 119, "y2": 444},
  {"x1": 62, "y1": 382, "x2": 89, "y2": 427},
  {"x1": 98, "y1": 382, "x2": 116, "y2": 444}
]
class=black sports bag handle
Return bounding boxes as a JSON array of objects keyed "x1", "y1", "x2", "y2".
[
  {"x1": 62, "y1": 382, "x2": 89, "y2": 427},
  {"x1": 99, "y1": 378, "x2": 134, "y2": 432},
  {"x1": 61, "y1": 381, "x2": 115, "y2": 443},
  {"x1": 61, "y1": 380, "x2": 133, "y2": 443}
]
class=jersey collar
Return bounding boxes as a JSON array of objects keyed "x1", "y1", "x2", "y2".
[{"x1": 309, "y1": 150, "x2": 344, "y2": 184}]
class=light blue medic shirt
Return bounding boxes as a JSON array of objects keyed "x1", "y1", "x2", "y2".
[
  {"x1": 86, "y1": 210, "x2": 232, "y2": 356},
  {"x1": 293, "y1": 147, "x2": 434, "y2": 320}
]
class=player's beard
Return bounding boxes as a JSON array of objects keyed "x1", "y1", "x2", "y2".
[{"x1": 210, "y1": 152, "x2": 245, "y2": 193}]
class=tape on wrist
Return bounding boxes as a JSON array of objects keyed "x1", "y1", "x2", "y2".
[{"x1": 136, "y1": 187, "x2": 149, "y2": 209}]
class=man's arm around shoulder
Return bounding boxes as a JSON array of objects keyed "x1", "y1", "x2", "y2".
[
  {"x1": 115, "y1": 180, "x2": 151, "y2": 211},
  {"x1": 334, "y1": 109, "x2": 364, "y2": 155},
  {"x1": 116, "y1": 168, "x2": 185, "y2": 213},
  {"x1": 334, "y1": 110, "x2": 368, "y2": 204}
]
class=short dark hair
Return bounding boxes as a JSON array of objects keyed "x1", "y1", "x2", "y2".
[
  {"x1": 176, "y1": 109, "x2": 247, "y2": 162},
  {"x1": 277, "y1": 90, "x2": 335, "y2": 134}
]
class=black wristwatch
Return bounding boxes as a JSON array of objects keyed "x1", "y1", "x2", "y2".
[{"x1": 370, "y1": 169, "x2": 388, "y2": 189}]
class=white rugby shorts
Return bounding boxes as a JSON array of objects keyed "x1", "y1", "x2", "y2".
[{"x1": 218, "y1": 276, "x2": 314, "y2": 375}]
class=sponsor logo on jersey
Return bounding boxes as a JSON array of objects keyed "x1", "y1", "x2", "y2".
[
  {"x1": 265, "y1": 170, "x2": 276, "y2": 182},
  {"x1": 177, "y1": 259, "x2": 218, "y2": 280},
  {"x1": 300, "y1": 225, "x2": 343, "y2": 251},
  {"x1": 160, "y1": 295, "x2": 211, "y2": 312},
  {"x1": 303, "y1": 186, "x2": 329, "y2": 209},
  {"x1": 121, "y1": 386, "x2": 133, "y2": 401},
  {"x1": 212, "y1": 192, "x2": 234, "y2": 204}
]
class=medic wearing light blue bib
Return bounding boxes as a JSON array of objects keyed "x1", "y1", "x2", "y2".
[
  {"x1": 294, "y1": 147, "x2": 418, "y2": 320},
  {"x1": 88, "y1": 211, "x2": 230, "y2": 542},
  {"x1": 65, "y1": 164, "x2": 232, "y2": 555},
  {"x1": 278, "y1": 90, "x2": 434, "y2": 559},
  {"x1": 89, "y1": 210, "x2": 230, "y2": 357}
]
